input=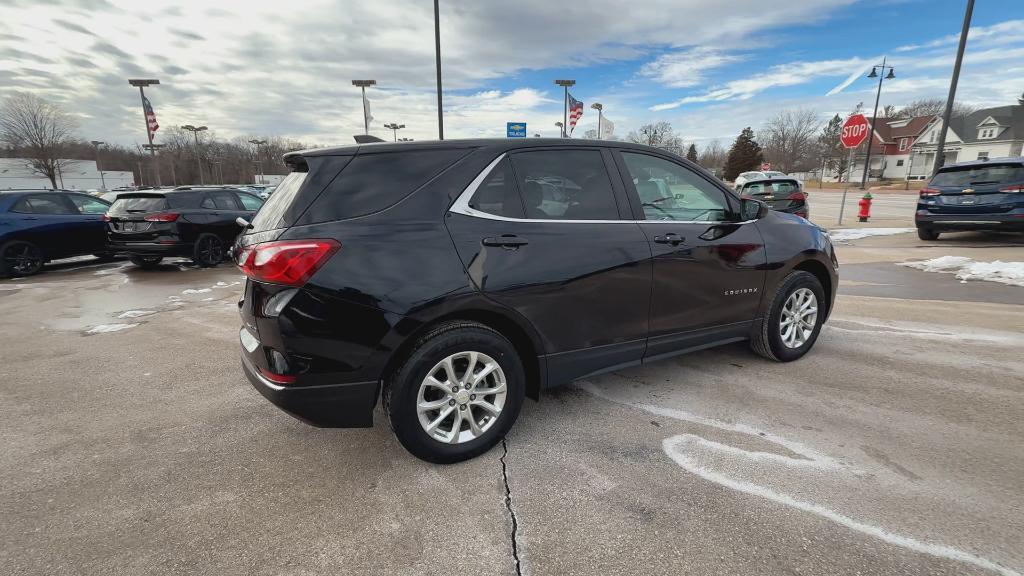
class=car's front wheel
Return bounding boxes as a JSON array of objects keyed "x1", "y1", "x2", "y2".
[
  {"x1": 751, "y1": 270, "x2": 825, "y2": 362},
  {"x1": 383, "y1": 321, "x2": 525, "y2": 463},
  {"x1": 917, "y1": 227, "x2": 940, "y2": 241}
]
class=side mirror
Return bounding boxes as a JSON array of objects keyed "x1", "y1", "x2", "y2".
[
  {"x1": 740, "y1": 197, "x2": 769, "y2": 221},
  {"x1": 236, "y1": 217, "x2": 253, "y2": 229}
]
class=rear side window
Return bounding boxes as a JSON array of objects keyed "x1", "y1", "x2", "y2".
[
  {"x1": 299, "y1": 149, "x2": 469, "y2": 224},
  {"x1": 468, "y1": 158, "x2": 524, "y2": 218},
  {"x1": 109, "y1": 196, "x2": 168, "y2": 215},
  {"x1": 930, "y1": 164, "x2": 1024, "y2": 187},
  {"x1": 508, "y1": 150, "x2": 618, "y2": 220}
]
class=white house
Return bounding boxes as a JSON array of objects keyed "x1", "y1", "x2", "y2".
[
  {"x1": 0, "y1": 158, "x2": 134, "y2": 191},
  {"x1": 909, "y1": 104, "x2": 1024, "y2": 179}
]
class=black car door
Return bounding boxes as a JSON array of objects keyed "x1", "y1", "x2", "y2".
[
  {"x1": 201, "y1": 191, "x2": 245, "y2": 241},
  {"x1": 64, "y1": 193, "x2": 112, "y2": 254},
  {"x1": 613, "y1": 150, "x2": 767, "y2": 360},
  {"x1": 446, "y1": 148, "x2": 652, "y2": 385}
]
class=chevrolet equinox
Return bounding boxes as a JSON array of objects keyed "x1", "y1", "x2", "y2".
[{"x1": 235, "y1": 139, "x2": 838, "y2": 463}]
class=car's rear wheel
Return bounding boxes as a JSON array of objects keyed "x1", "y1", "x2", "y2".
[
  {"x1": 917, "y1": 227, "x2": 940, "y2": 241},
  {"x1": 383, "y1": 321, "x2": 525, "y2": 464},
  {"x1": 751, "y1": 270, "x2": 825, "y2": 362},
  {"x1": 129, "y1": 255, "x2": 164, "y2": 268},
  {"x1": 1, "y1": 240, "x2": 44, "y2": 277},
  {"x1": 193, "y1": 233, "x2": 224, "y2": 267}
]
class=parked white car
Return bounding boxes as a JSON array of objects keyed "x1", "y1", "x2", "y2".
[{"x1": 734, "y1": 170, "x2": 788, "y2": 189}]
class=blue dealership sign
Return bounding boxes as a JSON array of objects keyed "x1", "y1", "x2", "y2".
[{"x1": 507, "y1": 122, "x2": 527, "y2": 138}]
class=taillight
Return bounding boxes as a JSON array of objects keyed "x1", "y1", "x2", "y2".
[
  {"x1": 101, "y1": 214, "x2": 111, "y2": 222},
  {"x1": 144, "y1": 212, "x2": 180, "y2": 222},
  {"x1": 789, "y1": 191, "x2": 807, "y2": 201},
  {"x1": 238, "y1": 239, "x2": 340, "y2": 286},
  {"x1": 919, "y1": 187, "x2": 941, "y2": 197},
  {"x1": 999, "y1": 184, "x2": 1023, "y2": 193}
]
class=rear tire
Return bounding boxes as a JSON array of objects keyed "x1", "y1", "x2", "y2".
[
  {"x1": 1, "y1": 240, "x2": 44, "y2": 277},
  {"x1": 751, "y1": 271, "x2": 825, "y2": 362},
  {"x1": 129, "y1": 255, "x2": 163, "y2": 268},
  {"x1": 383, "y1": 321, "x2": 525, "y2": 464},
  {"x1": 193, "y1": 233, "x2": 225, "y2": 267},
  {"x1": 917, "y1": 227, "x2": 940, "y2": 241}
]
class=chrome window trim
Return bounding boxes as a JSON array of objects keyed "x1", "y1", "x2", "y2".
[{"x1": 449, "y1": 152, "x2": 751, "y2": 226}]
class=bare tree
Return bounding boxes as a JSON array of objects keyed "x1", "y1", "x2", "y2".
[
  {"x1": 627, "y1": 121, "x2": 683, "y2": 154},
  {"x1": 893, "y1": 98, "x2": 976, "y2": 119},
  {"x1": 0, "y1": 93, "x2": 79, "y2": 188},
  {"x1": 758, "y1": 108, "x2": 821, "y2": 173},
  {"x1": 697, "y1": 139, "x2": 726, "y2": 174}
]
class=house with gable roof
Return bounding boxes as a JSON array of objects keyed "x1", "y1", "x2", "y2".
[{"x1": 908, "y1": 104, "x2": 1024, "y2": 179}]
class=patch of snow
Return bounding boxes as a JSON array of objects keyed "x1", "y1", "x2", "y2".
[
  {"x1": 86, "y1": 323, "x2": 139, "y2": 334},
  {"x1": 182, "y1": 288, "x2": 212, "y2": 294},
  {"x1": 202, "y1": 297, "x2": 214, "y2": 301},
  {"x1": 898, "y1": 256, "x2": 1024, "y2": 287},
  {"x1": 826, "y1": 228, "x2": 915, "y2": 242},
  {"x1": 215, "y1": 281, "x2": 228, "y2": 287},
  {"x1": 118, "y1": 310, "x2": 155, "y2": 319}
]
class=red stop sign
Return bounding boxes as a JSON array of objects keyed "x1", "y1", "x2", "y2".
[{"x1": 841, "y1": 114, "x2": 871, "y2": 148}]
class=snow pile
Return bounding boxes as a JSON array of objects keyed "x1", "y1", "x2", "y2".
[
  {"x1": 86, "y1": 323, "x2": 139, "y2": 334},
  {"x1": 898, "y1": 256, "x2": 1024, "y2": 287},
  {"x1": 827, "y1": 228, "x2": 915, "y2": 242},
  {"x1": 118, "y1": 310, "x2": 155, "y2": 319},
  {"x1": 182, "y1": 288, "x2": 212, "y2": 294}
]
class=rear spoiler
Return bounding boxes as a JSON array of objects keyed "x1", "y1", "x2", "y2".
[{"x1": 353, "y1": 134, "x2": 386, "y2": 144}]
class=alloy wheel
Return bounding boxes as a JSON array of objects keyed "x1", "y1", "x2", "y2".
[
  {"x1": 3, "y1": 242, "x2": 42, "y2": 275},
  {"x1": 416, "y1": 351, "x2": 507, "y2": 444},
  {"x1": 779, "y1": 287, "x2": 818, "y2": 348},
  {"x1": 198, "y1": 236, "x2": 223, "y2": 265}
]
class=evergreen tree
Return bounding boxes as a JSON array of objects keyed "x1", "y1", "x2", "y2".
[
  {"x1": 723, "y1": 127, "x2": 763, "y2": 181},
  {"x1": 686, "y1": 143, "x2": 698, "y2": 162}
]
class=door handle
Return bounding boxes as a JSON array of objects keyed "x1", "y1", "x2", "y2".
[
  {"x1": 482, "y1": 235, "x2": 528, "y2": 249},
  {"x1": 653, "y1": 233, "x2": 685, "y2": 246}
]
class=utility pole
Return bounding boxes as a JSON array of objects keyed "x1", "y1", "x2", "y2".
[
  {"x1": 860, "y1": 59, "x2": 895, "y2": 189},
  {"x1": 351, "y1": 80, "x2": 376, "y2": 135},
  {"x1": 181, "y1": 125, "x2": 208, "y2": 185},
  {"x1": 933, "y1": 0, "x2": 974, "y2": 176},
  {"x1": 590, "y1": 103, "x2": 603, "y2": 139},
  {"x1": 554, "y1": 80, "x2": 575, "y2": 138},
  {"x1": 90, "y1": 140, "x2": 107, "y2": 189},
  {"x1": 248, "y1": 139, "x2": 267, "y2": 184},
  {"x1": 434, "y1": 0, "x2": 444, "y2": 140},
  {"x1": 128, "y1": 79, "x2": 161, "y2": 186}
]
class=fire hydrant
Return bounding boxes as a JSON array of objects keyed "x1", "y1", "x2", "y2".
[{"x1": 857, "y1": 192, "x2": 873, "y2": 222}]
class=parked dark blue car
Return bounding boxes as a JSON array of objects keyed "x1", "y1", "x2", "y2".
[
  {"x1": 916, "y1": 157, "x2": 1024, "y2": 240},
  {"x1": 0, "y1": 190, "x2": 112, "y2": 277}
]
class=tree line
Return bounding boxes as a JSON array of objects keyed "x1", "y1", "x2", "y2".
[{"x1": 0, "y1": 92, "x2": 309, "y2": 188}]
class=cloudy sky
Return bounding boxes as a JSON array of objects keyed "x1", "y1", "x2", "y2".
[{"x1": 1, "y1": 0, "x2": 1022, "y2": 149}]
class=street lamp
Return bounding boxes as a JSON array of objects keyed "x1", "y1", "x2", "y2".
[
  {"x1": 90, "y1": 140, "x2": 106, "y2": 190},
  {"x1": 860, "y1": 59, "x2": 895, "y2": 189},
  {"x1": 554, "y1": 122, "x2": 563, "y2": 136},
  {"x1": 248, "y1": 139, "x2": 267, "y2": 184},
  {"x1": 590, "y1": 102, "x2": 603, "y2": 140},
  {"x1": 128, "y1": 78, "x2": 161, "y2": 186},
  {"x1": 554, "y1": 79, "x2": 576, "y2": 137},
  {"x1": 351, "y1": 80, "x2": 377, "y2": 135},
  {"x1": 383, "y1": 123, "x2": 406, "y2": 142},
  {"x1": 181, "y1": 124, "x2": 208, "y2": 185}
]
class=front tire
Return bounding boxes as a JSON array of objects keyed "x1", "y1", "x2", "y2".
[
  {"x1": 751, "y1": 271, "x2": 825, "y2": 362},
  {"x1": 193, "y1": 233, "x2": 225, "y2": 267},
  {"x1": 383, "y1": 321, "x2": 525, "y2": 464},
  {"x1": 1, "y1": 240, "x2": 44, "y2": 277},
  {"x1": 917, "y1": 227, "x2": 940, "y2": 241}
]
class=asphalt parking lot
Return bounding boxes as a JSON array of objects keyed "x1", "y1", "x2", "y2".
[{"x1": 2, "y1": 196, "x2": 1022, "y2": 575}]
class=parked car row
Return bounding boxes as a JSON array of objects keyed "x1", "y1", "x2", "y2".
[{"x1": 0, "y1": 186, "x2": 263, "y2": 277}]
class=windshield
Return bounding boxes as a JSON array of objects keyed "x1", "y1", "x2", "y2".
[{"x1": 930, "y1": 164, "x2": 1024, "y2": 187}]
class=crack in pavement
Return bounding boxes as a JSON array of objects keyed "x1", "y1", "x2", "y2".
[{"x1": 500, "y1": 437, "x2": 523, "y2": 576}]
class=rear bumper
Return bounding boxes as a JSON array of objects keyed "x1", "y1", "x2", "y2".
[
  {"x1": 915, "y1": 213, "x2": 1024, "y2": 232},
  {"x1": 108, "y1": 240, "x2": 192, "y2": 256},
  {"x1": 240, "y1": 338, "x2": 378, "y2": 428}
]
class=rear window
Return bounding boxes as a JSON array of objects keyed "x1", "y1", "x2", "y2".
[
  {"x1": 930, "y1": 164, "x2": 1024, "y2": 187},
  {"x1": 743, "y1": 180, "x2": 800, "y2": 194},
  {"x1": 297, "y1": 149, "x2": 469, "y2": 224},
  {"x1": 108, "y1": 195, "x2": 168, "y2": 215}
]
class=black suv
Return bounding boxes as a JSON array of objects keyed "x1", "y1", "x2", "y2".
[
  {"x1": 916, "y1": 157, "x2": 1024, "y2": 240},
  {"x1": 107, "y1": 187, "x2": 263, "y2": 267},
  {"x1": 235, "y1": 139, "x2": 838, "y2": 463}
]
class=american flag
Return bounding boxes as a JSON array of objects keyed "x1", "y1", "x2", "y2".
[
  {"x1": 567, "y1": 92, "x2": 583, "y2": 134},
  {"x1": 143, "y1": 95, "x2": 159, "y2": 134}
]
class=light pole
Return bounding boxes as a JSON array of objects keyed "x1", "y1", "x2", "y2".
[
  {"x1": 860, "y1": 59, "x2": 895, "y2": 189},
  {"x1": 211, "y1": 157, "x2": 224, "y2": 185},
  {"x1": 554, "y1": 122, "x2": 563, "y2": 137},
  {"x1": 181, "y1": 125, "x2": 208, "y2": 185},
  {"x1": 433, "y1": 0, "x2": 444, "y2": 140},
  {"x1": 590, "y1": 102, "x2": 603, "y2": 139},
  {"x1": 248, "y1": 139, "x2": 267, "y2": 184},
  {"x1": 90, "y1": 140, "x2": 107, "y2": 189},
  {"x1": 351, "y1": 80, "x2": 376, "y2": 135},
  {"x1": 142, "y1": 143, "x2": 163, "y2": 187},
  {"x1": 933, "y1": 0, "x2": 974, "y2": 175},
  {"x1": 554, "y1": 79, "x2": 575, "y2": 138},
  {"x1": 128, "y1": 78, "x2": 161, "y2": 186},
  {"x1": 383, "y1": 123, "x2": 406, "y2": 142}
]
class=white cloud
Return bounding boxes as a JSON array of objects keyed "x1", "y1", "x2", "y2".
[{"x1": 640, "y1": 48, "x2": 744, "y2": 88}]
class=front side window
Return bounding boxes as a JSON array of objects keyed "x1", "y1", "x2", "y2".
[
  {"x1": 235, "y1": 192, "x2": 263, "y2": 211},
  {"x1": 621, "y1": 152, "x2": 731, "y2": 222},
  {"x1": 467, "y1": 157, "x2": 524, "y2": 218},
  {"x1": 508, "y1": 150, "x2": 618, "y2": 220},
  {"x1": 68, "y1": 194, "x2": 110, "y2": 214}
]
